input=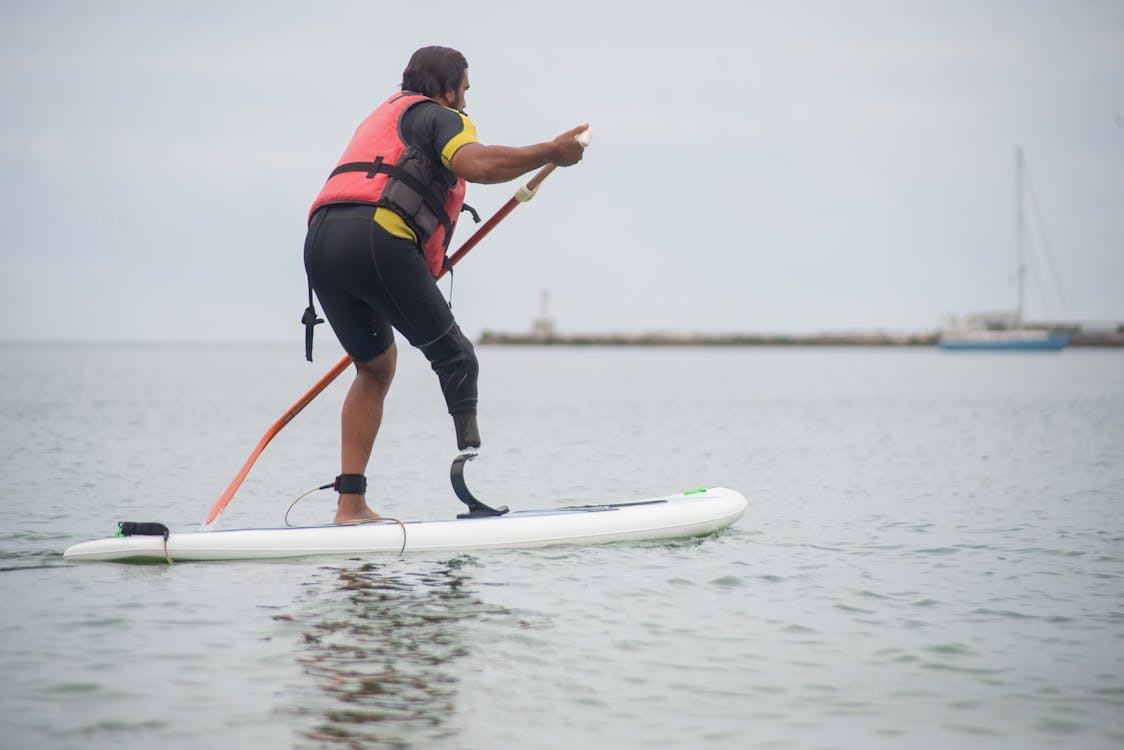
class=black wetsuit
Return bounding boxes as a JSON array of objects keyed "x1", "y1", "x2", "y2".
[{"x1": 303, "y1": 101, "x2": 479, "y2": 417}]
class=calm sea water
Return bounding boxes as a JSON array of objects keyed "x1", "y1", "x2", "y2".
[{"x1": 1, "y1": 342, "x2": 1122, "y2": 749}]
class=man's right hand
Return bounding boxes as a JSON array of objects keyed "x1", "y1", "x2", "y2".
[
  {"x1": 450, "y1": 124, "x2": 589, "y2": 184},
  {"x1": 552, "y1": 124, "x2": 589, "y2": 166}
]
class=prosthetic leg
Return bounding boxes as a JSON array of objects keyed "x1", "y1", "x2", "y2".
[{"x1": 419, "y1": 324, "x2": 506, "y2": 517}]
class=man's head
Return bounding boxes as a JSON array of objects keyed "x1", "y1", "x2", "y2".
[{"x1": 401, "y1": 46, "x2": 469, "y2": 110}]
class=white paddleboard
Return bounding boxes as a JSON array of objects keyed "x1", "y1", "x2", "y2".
[{"x1": 63, "y1": 487, "x2": 747, "y2": 563}]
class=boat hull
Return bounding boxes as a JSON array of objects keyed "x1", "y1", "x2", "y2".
[{"x1": 939, "y1": 331, "x2": 1071, "y2": 351}]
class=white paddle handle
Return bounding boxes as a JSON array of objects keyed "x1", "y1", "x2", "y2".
[{"x1": 515, "y1": 125, "x2": 592, "y2": 202}]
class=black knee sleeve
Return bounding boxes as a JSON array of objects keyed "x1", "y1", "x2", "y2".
[{"x1": 419, "y1": 324, "x2": 479, "y2": 416}]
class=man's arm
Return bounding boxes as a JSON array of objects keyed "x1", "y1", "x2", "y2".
[{"x1": 449, "y1": 124, "x2": 588, "y2": 184}]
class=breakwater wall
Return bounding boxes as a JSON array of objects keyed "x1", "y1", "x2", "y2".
[{"x1": 478, "y1": 330, "x2": 1124, "y2": 347}]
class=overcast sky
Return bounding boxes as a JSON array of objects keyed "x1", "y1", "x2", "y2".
[{"x1": 1, "y1": 0, "x2": 1121, "y2": 343}]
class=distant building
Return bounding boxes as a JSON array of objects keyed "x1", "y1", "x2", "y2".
[{"x1": 530, "y1": 289, "x2": 555, "y2": 340}]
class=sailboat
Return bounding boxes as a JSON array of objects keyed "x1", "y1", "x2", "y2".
[{"x1": 939, "y1": 149, "x2": 1071, "y2": 351}]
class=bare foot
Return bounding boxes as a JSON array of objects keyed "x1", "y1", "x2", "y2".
[{"x1": 334, "y1": 494, "x2": 383, "y2": 525}]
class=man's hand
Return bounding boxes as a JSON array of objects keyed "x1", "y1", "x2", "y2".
[
  {"x1": 551, "y1": 124, "x2": 590, "y2": 166},
  {"x1": 450, "y1": 123, "x2": 590, "y2": 184}
]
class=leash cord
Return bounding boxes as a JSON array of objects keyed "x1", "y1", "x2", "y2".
[{"x1": 284, "y1": 485, "x2": 408, "y2": 555}]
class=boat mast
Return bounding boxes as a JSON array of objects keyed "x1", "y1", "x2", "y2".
[{"x1": 1015, "y1": 148, "x2": 1025, "y2": 324}]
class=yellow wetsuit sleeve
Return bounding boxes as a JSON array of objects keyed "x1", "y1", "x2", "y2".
[{"x1": 440, "y1": 109, "x2": 478, "y2": 169}]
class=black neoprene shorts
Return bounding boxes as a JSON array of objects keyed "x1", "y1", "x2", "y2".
[{"x1": 303, "y1": 203, "x2": 457, "y2": 363}]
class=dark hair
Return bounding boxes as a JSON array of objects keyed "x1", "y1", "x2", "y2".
[{"x1": 401, "y1": 46, "x2": 468, "y2": 98}]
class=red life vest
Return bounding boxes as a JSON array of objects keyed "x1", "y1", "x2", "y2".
[{"x1": 309, "y1": 91, "x2": 467, "y2": 278}]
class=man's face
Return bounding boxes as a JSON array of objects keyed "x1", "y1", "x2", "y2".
[{"x1": 448, "y1": 71, "x2": 469, "y2": 111}]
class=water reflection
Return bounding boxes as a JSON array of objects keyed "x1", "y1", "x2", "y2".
[{"x1": 291, "y1": 556, "x2": 502, "y2": 749}]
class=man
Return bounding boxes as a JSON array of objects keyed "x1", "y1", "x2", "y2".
[{"x1": 303, "y1": 46, "x2": 586, "y2": 523}]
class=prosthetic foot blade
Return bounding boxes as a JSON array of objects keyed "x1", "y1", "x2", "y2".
[{"x1": 450, "y1": 453, "x2": 508, "y2": 518}]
